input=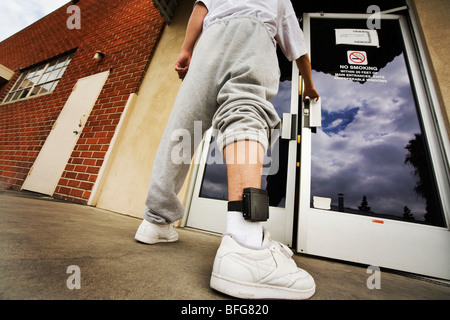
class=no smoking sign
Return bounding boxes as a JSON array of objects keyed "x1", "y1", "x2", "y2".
[{"x1": 347, "y1": 51, "x2": 368, "y2": 65}]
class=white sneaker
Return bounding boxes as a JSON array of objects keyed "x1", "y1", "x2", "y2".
[
  {"x1": 134, "y1": 219, "x2": 178, "y2": 244},
  {"x1": 210, "y1": 230, "x2": 315, "y2": 300}
]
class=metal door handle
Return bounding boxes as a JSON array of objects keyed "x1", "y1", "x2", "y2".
[{"x1": 303, "y1": 97, "x2": 322, "y2": 128}]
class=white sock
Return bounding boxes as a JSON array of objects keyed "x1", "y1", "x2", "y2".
[{"x1": 226, "y1": 211, "x2": 263, "y2": 248}]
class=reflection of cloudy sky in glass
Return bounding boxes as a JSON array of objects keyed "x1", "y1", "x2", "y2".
[
  {"x1": 199, "y1": 53, "x2": 439, "y2": 222},
  {"x1": 311, "y1": 53, "x2": 428, "y2": 220}
]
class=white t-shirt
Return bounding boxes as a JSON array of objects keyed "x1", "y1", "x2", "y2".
[{"x1": 195, "y1": 0, "x2": 307, "y2": 61}]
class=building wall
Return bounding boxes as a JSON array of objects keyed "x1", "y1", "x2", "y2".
[
  {"x1": 92, "y1": 0, "x2": 195, "y2": 218},
  {"x1": 411, "y1": 0, "x2": 450, "y2": 137},
  {"x1": 0, "y1": 0, "x2": 165, "y2": 203}
]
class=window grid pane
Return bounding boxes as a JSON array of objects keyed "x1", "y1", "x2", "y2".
[
  {"x1": 2, "y1": 53, "x2": 73, "y2": 103},
  {"x1": 9, "y1": 73, "x2": 26, "y2": 92}
]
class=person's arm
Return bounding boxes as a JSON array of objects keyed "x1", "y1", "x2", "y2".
[
  {"x1": 175, "y1": 2, "x2": 208, "y2": 80},
  {"x1": 295, "y1": 54, "x2": 319, "y2": 101}
]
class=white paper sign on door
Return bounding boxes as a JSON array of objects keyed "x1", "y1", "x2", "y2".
[{"x1": 335, "y1": 29, "x2": 379, "y2": 47}]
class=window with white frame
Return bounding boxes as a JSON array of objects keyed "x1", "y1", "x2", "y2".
[{"x1": 3, "y1": 53, "x2": 73, "y2": 103}]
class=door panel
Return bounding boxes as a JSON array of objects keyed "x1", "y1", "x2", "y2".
[
  {"x1": 22, "y1": 71, "x2": 110, "y2": 195},
  {"x1": 298, "y1": 13, "x2": 449, "y2": 279}
]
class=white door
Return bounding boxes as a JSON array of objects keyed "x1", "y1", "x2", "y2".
[
  {"x1": 185, "y1": 69, "x2": 301, "y2": 246},
  {"x1": 298, "y1": 13, "x2": 450, "y2": 279},
  {"x1": 22, "y1": 71, "x2": 110, "y2": 195}
]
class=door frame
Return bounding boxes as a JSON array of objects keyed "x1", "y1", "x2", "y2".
[
  {"x1": 183, "y1": 67, "x2": 301, "y2": 246},
  {"x1": 297, "y1": 12, "x2": 450, "y2": 280}
]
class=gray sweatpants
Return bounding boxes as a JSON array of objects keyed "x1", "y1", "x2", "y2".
[{"x1": 144, "y1": 16, "x2": 281, "y2": 224}]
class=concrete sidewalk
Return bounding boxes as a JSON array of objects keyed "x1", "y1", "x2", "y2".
[{"x1": 0, "y1": 189, "x2": 449, "y2": 300}]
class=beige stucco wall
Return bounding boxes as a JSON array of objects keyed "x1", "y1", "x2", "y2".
[
  {"x1": 412, "y1": 0, "x2": 450, "y2": 138},
  {"x1": 93, "y1": 0, "x2": 194, "y2": 218}
]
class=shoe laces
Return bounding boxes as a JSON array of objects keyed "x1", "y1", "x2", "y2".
[
  {"x1": 271, "y1": 240, "x2": 294, "y2": 259},
  {"x1": 263, "y1": 228, "x2": 294, "y2": 259}
]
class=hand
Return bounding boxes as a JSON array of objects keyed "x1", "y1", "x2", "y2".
[
  {"x1": 175, "y1": 50, "x2": 191, "y2": 80},
  {"x1": 302, "y1": 86, "x2": 319, "y2": 102}
]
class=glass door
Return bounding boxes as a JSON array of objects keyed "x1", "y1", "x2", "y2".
[
  {"x1": 298, "y1": 13, "x2": 450, "y2": 279},
  {"x1": 185, "y1": 66, "x2": 300, "y2": 246}
]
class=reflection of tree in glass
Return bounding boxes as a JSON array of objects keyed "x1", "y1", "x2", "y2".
[
  {"x1": 358, "y1": 195, "x2": 371, "y2": 213},
  {"x1": 403, "y1": 206, "x2": 415, "y2": 221},
  {"x1": 404, "y1": 134, "x2": 444, "y2": 226}
]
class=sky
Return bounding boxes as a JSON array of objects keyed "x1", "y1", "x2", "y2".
[
  {"x1": 0, "y1": 0, "x2": 69, "y2": 42},
  {"x1": 310, "y1": 54, "x2": 427, "y2": 219}
]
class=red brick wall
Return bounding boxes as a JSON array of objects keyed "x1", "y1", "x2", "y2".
[{"x1": 0, "y1": 0, "x2": 165, "y2": 203}]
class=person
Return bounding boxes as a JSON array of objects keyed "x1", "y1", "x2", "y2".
[{"x1": 135, "y1": 0, "x2": 319, "y2": 300}]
